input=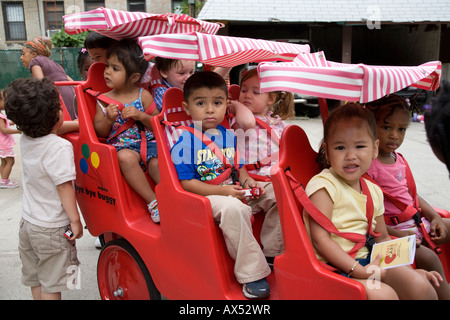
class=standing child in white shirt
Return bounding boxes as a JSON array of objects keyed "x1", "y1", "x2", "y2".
[{"x1": 5, "y1": 77, "x2": 83, "y2": 300}]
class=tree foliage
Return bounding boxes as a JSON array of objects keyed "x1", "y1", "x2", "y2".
[{"x1": 51, "y1": 27, "x2": 88, "y2": 48}]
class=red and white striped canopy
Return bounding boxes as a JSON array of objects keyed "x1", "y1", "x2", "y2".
[
  {"x1": 63, "y1": 7, "x2": 222, "y2": 40},
  {"x1": 138, "y1": 32, "x2": 310, "y2": 67},
  {"x1": 258, "y1": 51, "x2": 441, "y2": 103}
]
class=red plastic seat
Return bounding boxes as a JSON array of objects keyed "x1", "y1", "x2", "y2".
[
  {"x1": 56, "y1": 64, "x2": 450, "y2": 299},
  {"x1": 270, "y1": 124, "x2": 367, "y2": 299},
  {"x1": 228, "y1": 83, "x2": 240, "y2": 100},
  {"x1": 69, "y1": 62, "x2": 158, "y2": 237}
]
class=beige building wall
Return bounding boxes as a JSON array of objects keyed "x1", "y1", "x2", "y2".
[{"x1": 0, "y1": 0, "x2": 172, "y2": 49}]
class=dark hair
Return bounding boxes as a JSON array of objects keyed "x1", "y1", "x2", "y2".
[
  {"x1": 317, "y1": 102, "x2": 377, "y2": 169},
  {"x1": 425, "y1": 80, "x2": 450, "y2": 174},
  {"x1": 84, "y1": 31, "x2": 118, "y2": 49},
  {"x1": 365, "y1": 94, "x2": 417, "y2": 124},
  {"x1": 183, "y1": 71, "x2": 227, "y2": 101},
  {"x1": 324, "y1": 102, "x2": 377, "y2": 143},
  {"x1": 4, "y1": 77, "x2": 61, "y2": 138},
  {"x1": 77, "y1": 49, "x2": 92, "y2": 73},
  {"x1": 106, "y1": 39, "x2": 148, "y2": 81}
]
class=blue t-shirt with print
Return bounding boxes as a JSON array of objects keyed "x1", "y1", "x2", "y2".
[{"x1": 170, "y1": 124, "x2": 243, "y2": 184}]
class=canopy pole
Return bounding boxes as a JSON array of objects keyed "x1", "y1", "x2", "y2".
[{"x1": 342, "y1": 25, "x2": 352, "y2": 64}]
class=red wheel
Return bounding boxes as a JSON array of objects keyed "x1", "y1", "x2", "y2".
[{"x1": 97, "y1": 239, "x2": 160, "y2": 300}]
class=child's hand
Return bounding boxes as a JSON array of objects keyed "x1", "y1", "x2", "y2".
[
  {"x1": 227, "y1": 100, "x2": 238, "y2": 114},
  {"x1": 415, "y1": 269, "x2": 443, "y2": 287},
  {"x1": 221, "y1": 184, "x2": 247, "y2": 200},
  {"x1": 68, "y1": 220, "x2": 83, "y2": 240},
  {"x1": 105, "y1": 103, "x2": 119, "y2": 121},
  {"x1": 430, "y1": 217, "x2": 448, "y2": 244},
  {"x1": 242, "y1": 178, "x2": 265, "y2": 200},
  {"x1": 353, "y1": 254, "x2": 387, "y2": 280},
  {"x1": 121, "y1": 106, "x2": 142, "y2": 120}
]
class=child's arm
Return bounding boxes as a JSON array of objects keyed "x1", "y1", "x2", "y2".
[
  {"x1": 181, "y1": 178, "x2": 246, "y2": 199},
  {"x1": 0, "y1": 118, "x2": 20, "y2": 134},
  {"x1": 373, "y1": 215, "x2": 395, "y2": 243},
  {"x1": 122, "y1": 90, "x2": 158, "y2": 130},
  {"x1": 214, "y1": 67, "x2": 232, "y2": 78},
  {"x1": 57, "y1": 120, "x2": 79, "y2": 135},
  {"x1": 56, "y1": 181, "x2": 83, "y2": 240},
  {"x1": 384, "y1": 224, "x2": 415, "y2": 239},
  {"x1": 93, "y1": 102, "x2": 117, "y2": 138},
  {"x1": 228, "y1": 100, "x2": 255, "y2": 130},
  {"x1": 306, "y1": 188, "x2": 384, "y2": 279},
  {"x1": 418, "y1": 195, "x2": 449, "y2": 243},
  {"x1": 238, "y1": 168, "x2": 265, "y2": 198}
]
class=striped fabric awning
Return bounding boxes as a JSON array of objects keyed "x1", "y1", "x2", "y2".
[
  {"x1": 63, "y1": 7, "x2": 222, "y2": 40},
  {"x1": 258, "y1": 51, "x2": 441, "y2": 103},
  {"x1": 138, "y1": 32, "x2": 310, "y2": 67}
]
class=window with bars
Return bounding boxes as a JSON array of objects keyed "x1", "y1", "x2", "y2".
[
  {"x1": 2, "y1": 2, "x2": 26, "y2": 41},
  {"x1": 84, "y1": 0, "x2": 105, "y2": 11},
  {"x1": 128, "y1": 0, "x2": 145, "y2": 12},
  {"x1": 44, "y1": 1, "x2": 64, "y2": 31}
]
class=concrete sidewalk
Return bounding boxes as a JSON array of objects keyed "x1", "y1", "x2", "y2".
[{"x1": 1, "y1": 117, "x2": 449, "y2": 300}]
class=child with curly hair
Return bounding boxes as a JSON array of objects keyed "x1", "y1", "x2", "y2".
[
  {"x1": 5, "y1": 77, "x2": 82, "y2": 299},
  {"x1": 366, "y1": 94, "x2": 450, "y2": 299}
]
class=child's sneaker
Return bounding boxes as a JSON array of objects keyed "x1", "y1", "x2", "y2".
[
  {"x1": 242, "y1": 278, "x2": 270, "y2": 299},
  {"x1": 0, "y1": 180, "x2": 19, "y2": 189},
  {"x1": 147, "y1": 200, "x2": 159, "y2": 223}
]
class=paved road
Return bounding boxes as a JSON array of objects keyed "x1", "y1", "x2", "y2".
[{"x1": 1, "y1": 117, "x2": 449, "y2": 300}]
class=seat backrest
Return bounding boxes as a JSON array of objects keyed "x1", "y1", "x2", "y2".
[
  {"x1": 161, "y1": 87, "x2": 193, "y2": 148},
  {"x1": 228, "y1": 84, "x2": 240, "y2": 100},
  {"x1": 161, "y1": 87, "x2": 231, "y2": 149},
  {"x1": 278, "y1": 124, "x2": 320, "y2": 186},
  {"x1": 80, "y1": 62, "x2": 110, "y2": 121}
]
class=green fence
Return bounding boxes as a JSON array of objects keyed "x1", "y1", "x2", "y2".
[{"x1": 0, "y1": 47, "x2": 83, "y2": 89}]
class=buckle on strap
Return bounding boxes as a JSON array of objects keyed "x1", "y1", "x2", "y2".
[
  {"x1": 160, "y1": 119, "x2": 181, "y2": 127},
  {"x1": 390, "y1": 216, "x2": 400, "y2": 225},
  {"x1": 230, "y1": 167, "x2": 239, "y2": 185},
  {"x1": 83, "y1": 87, "x2": 101, "y2": 97},
  {"x1": 412, "y1": 212, "x2": 422, "y2": 226},
  {"x1": 253, "y1": 161, "x2": 262, "y2": 170},
  {"x1": 365, "y1": 234, "x2": 376, "y2": 252}
]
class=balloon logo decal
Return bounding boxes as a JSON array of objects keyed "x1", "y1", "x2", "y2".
[{"x1": 80, "y1": 143, "x2": 104, "y2": 188}]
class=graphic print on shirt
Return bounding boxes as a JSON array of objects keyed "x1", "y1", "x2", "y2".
[
  {"x1": 195, "y1": 147, "x2": 235, "y2": 183},
  {"x1": 396, "y1": 169, "x2": 403, "y2": 182}
]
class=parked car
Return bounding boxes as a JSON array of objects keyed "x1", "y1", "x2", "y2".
[
  {"x1": 394, "y1": 86, "x2": 435, "y2": 111},
  {"x1": 294, "y1": 93, "x2": 320, "y2": 117}
]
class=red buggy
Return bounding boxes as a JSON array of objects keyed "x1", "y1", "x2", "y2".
[
  {"x1": 59, "y1": 8, "x2": 450, "y2": 298},
  {"x1": 56, "y1": 59, "x2": 450, "y2": 300}
]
